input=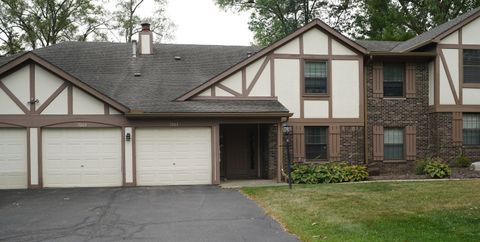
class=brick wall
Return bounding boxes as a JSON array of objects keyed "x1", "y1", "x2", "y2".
[
  {"x1": 366, "y1": 62, "x2": 432, "y2": 174},
  {"x1": 340, "y1": 126, "x2": 365, "y2": 163}
]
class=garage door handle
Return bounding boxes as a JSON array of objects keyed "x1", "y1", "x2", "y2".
[
  {"x1": 172, "y1": 163, "x2": 175, "y2": 165},
  {"x1": 81, "y1": 165, "x2": 84, "y2": 168}
]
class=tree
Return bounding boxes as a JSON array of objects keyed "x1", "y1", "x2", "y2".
[
  {"x1": 0, "y1": 0, "x2": 108, "y2": 51},
  {"x1": 0, "y1": 2, "x2": 24, "y2": 55},
  {"x1": 113, "y1": 0, "x2": 175, "y2": 43}
]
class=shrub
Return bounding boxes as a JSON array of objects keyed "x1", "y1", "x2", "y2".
[
  {"x1": 291, "y1": 162, "x2": 368, "y2": 184},
  {"x1": 456, "y1": 153, "x2": 472, "y2": 167},
  {"x1": 424, "y1": 159, "x2": 451, "y2": 178},
  {"x1": 415, "y1": 159, "x2": 428, "y2": 175}
]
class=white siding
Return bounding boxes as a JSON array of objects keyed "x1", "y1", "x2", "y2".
[
  {"x1": 274, "y1": 59, "x2": 300, "y2": 118},
  {"x1": 439, "y1": 58, "x2": 456, "y2": 104},
  {"x1": 274, "y1": 37, "x2": 300, "y2": 54},
  {"x1": 304, "y1": 100, "x2": 329, "y2": 118},
  {"x1": 109, "y1": 107, "x2": 121, "y2": 115},
  {"x1": 1, "y1": 65, "x2": 29, "y2": 109},
  {"x1": 41, "y1": 88, "x2": 68, "y2": 115},
  {"x1": 249, "y1": 62, "x2": 271, "y2": 96},
  {"x1": 219, "y1": 71, "x2": 242, "y2": 94},
  {"x1": 440, "y1": 30, "x2": 459, "y2": 44},
  {"x1": 246, "y1": 57, "x2": 266, "y2": 87},
  {"x1": 302, "y1": 29, "x2": 328, "y2": 55},
  {"x1": 72, "y1": 87, "x2": 104, "y2": 114},
  {"x1": 331, "y1": 60, "x2": 359, "y2": 118},
  {"x1": 0, "y1": 89, "x2": 24, "y2": 114},
  {"x1": 463, "y1": 88, "x2": 480, "y2": 105},
  {"x1": 331, "y1": 39, "x2": 356, "y2": 55},
  {"x1": 215, "y1": 86, "x2": 234, "y2": 96},
  {"x1": 442, "y1": 49, "x2": 459, "y2": 97},
  {"x1": 462, "y1": 17, "x2": 480, "y2": 44},
  {"x1": 35, "y1": 65, "x2": 64, "y2": 109},
  {"x1": 198, "y1": 88, "x2": 212, "y2": 97}
]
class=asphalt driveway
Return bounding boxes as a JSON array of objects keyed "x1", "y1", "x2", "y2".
[{"x1": 0, "y1": 186, "x2": 298, "y2": 242}]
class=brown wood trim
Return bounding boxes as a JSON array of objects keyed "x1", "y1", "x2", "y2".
[
  {"x1": 463, "y1": 83, "x2": 480, "y2": 88},
  {"x1": 29, "y1": 64, "x2": 35, "y2": 112},
  {"x1": 292, "y1": 125, "x2": 305, "y2": 162},
  {"x1": 35, "y1": 82, "x2": 69, "y2": 114},
  {"x1": 435, "y1": 10, "x2": 480, "y2": 41},
  {"x1": 246, "y1": 56, "x2": 271, "y2": 95},
  {"x1": 438, "y1": 44, "x2": 480, "y2": 49},
  {"x1": 452, "y1": 112, "x2": 463, "y2": 146},
  {"x1": 241, "y1": 68, "x2": 247, "y2": 96},
  {"x1": 405, "y1": 63, "x2": 416, "y2": 98},
  {"x1": 104, "y1": 103, "x2": 109, "y2": 115},
  {"x1": 372, "y1": 62, "x2": 383, "y2": 98},
  {"x1": 299, "y1": 34, "x2": 304, "y2": 55},
  {"x1": 217, "y1": 83, "x2": 242, "y2": 96},
  {"x1": 67, "y1": 84, "x2": 73, "y2": 115},
  {"x1": 276, "y1": 123, "x2": 283, "y2": 182},
  {"x1": 303, "y1": 95, "x2": 329, "y2": 100},
  {"x1": 359, "y1": 58, "x2": 365, "y2": 121},
  {"x1": 26, "y1": 127, "x2": 31, "y2": 188},
  {"x1": 190, "y1": 96, "x2": 277, "y2": 101},
  {"x1": 328, "y1": 125, "x2": 341, "y2": 161},
  {"x1": 0, "y1": 80, "x2": 30, "y2": 114},
  {"x1": 459, "y1": 28, "x2": 463, "y2": 45},
  {"x1": 121, "y1": 128, "x2": 126, "y2": 186},
  {"x1": 328, "y1": 39, "x2": 333, "y2": 118},
  {"x1": 211, "y1": 124, "x2": 220, "y2": 184},
  {"x1": 288, "y1": 118, "x2": 364, "y2": 126},
  {"x1": 435, "y1": 105, "x2": 480, "y2": 112},
  {"x1": 211, "y1": 86, "x2": 215, "y2": 96},
  {"x1": 270, "y1": 57, "x2": 275, "y2": 97},
  {"x1": 132, "y1": 127, "x2": 137, "y2": 186},
  {"x1": 435, "y1": 50, "x2": 440, "y2": 106},
  {"x1": 37, "y1": 128, "x2": 43, "y2": 188},
  {"x1": 439, "y1": 50, "x2": 460, "y2": 104},
  {"x1": 459, "y1": 48, "x2": 464, "y2": 104},
  {"x1": 300, "y1": 59, "x2": 305, "y2": 118},
  {"x1": 272, "y1": 53, "x2": 361, "y2": 60}
]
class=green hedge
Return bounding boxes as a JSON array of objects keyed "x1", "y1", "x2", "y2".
[
  {"x1": 415, "y1": 157, "x2": 451, "y2": 178},
  {"x1": 291, "y1": 163, "x2": 368, "y2": 184}
]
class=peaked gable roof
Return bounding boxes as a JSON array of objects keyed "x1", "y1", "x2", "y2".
[
  {"x1": 391, "y1": 6, "x2": 480, "y2": 52},
  {"x1": 176, "y1": 18, "x2": 368, "y2": 101}
]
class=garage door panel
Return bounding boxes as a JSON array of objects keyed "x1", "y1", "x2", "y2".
[
  {"x1": 43, "y1": 128, "x2": 122, "y2": 188},
  {"x1": 0, "y1": 129, "x2": 27, "y2": 189},
  {"x1": 136, "y1": 127, "x2": 212, "y2": 186}
]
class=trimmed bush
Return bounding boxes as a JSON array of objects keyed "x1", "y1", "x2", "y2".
[
  {"x1": 291, "y1": 163, "x2": 368, "y2": 184},
  {"x1": 456, "y1": 153, "x2": 472, "y2": 168},
  {"x1": 424, "y1": 159, "x2": 451, "y2": 178}
]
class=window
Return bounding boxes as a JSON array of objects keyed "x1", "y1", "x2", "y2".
[
  {"x1": 383, "y1": 63, "x2": 405, "y2": 97},
  {"x1": 384, "y1": 128, "x2": 404, "y2": 160},
  {"x1": 304, "y1": 127, "x2": 327, "y2": 160},
  {"x1": 463, "y1": 113, "x2": 480, "y2": 145},
  {"x1": 304, "y1": 61, "x2": 327, "y2": 94},
  {"x1": 464, "y1": 49, "x2": 480, "y2": 83}
]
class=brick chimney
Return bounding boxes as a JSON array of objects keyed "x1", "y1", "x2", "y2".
[{"x1": 138, "y1": 23, "x2": 153, "y2": 55}]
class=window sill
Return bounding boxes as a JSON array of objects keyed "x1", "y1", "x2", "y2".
[
  {"x1": 382, "y1": 97, "x2": 407, "y2": 100},
  {"x1": 383, "y1": 160, "x2": 407, "y2": 164},
  {"x1": 303, "y1": 94, "x2": 329, "y2": 100},
  {"x1": 463, "y1": 145, "x2": 480, "y2": 149},
  {"x1": 463, "y1": 83, "x2": 480, "y2": 88}
]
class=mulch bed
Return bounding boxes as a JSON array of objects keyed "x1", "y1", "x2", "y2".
[{"x1": 369, "y1": 167, "x2": 480, "y2": 180}]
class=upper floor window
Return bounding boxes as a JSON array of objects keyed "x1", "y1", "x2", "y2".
[
  {"x1": 464, "y1": 49, "x2": 480, "y2": 83},
  {"x1": 304, "y1": 126, "x2": 327, "y2": 160},
  {"x1": 304, "y1": 61, "x2": 327, "y2": 94},
  {"x1": 383, "y1": 63, "x2": 405, "y2": 97},
  {"x1": 463, "y1": 113, "x2": 480, "y2": 145},
  {"x1": 384, "y1": 128, "x2": 404, "y2": 160}
]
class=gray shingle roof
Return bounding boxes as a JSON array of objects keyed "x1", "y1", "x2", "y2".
[
  {"x1": 392, "y1": 6, "x2": 480, "y2": 52},
  {"x1": 5, "y1": 41, "x2": 288, "y2": 114},
  {"x1": 354, "y1": 40, "x2": 402, "y2": 52}
]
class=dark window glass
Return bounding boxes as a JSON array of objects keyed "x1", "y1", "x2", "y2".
[
  {"x1": 304, "y1": 127, "x2": 328, "y2": 160},
  {"x1": 464, "y1": 49, "x2": 480, "y2": 83},
  {"x1": 463, "y1": 113, "x2": 480, "y2": 145},
  {"x1": 304, "y1": 61, "x2": 327, "y2": 94},
  {"x1": 384, "y1": 128, "x2": 404, "y2": 160},
  {"x1": 383, "y1": 63, "x2": 405, "y2": 97}
]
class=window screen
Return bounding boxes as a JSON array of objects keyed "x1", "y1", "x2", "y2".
[
  {"x1": 463, "y1": 113, "x2": 480, "y2": 145},
  {"x1": 304, "y1": 126, "x2": 327, "y2": 160},
  {"x1": 384, "y1": 128, "x2": 404, "y2": 160},
  {"x1": 304, "y1": 61, "x2": 327, "y2": 94},
  {"x1": 464, "y1": 49, "x2": 480, "y2": 83},
  {"x1": 383, "y1": 63, "x2": 405, "y2": 97}
]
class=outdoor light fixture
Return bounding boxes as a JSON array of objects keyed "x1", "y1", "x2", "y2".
[
  {"x1": 282, "y1": 122, "x2": 293, "y2": 189},
  {"x1": 125, "y1": 133, "x2": 131, "y2": 142}
]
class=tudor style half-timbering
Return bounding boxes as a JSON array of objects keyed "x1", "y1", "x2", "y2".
[{"x1": 181, "y1": 20, "x2": 367, "y2": 163}]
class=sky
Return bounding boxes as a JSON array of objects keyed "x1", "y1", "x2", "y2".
[{"x1": 136, "y1": 0, "x2": 254, "y2": 46}]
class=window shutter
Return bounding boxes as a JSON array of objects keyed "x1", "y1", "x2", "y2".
[
  {"x1": 293, "y1": 125, "x2": 305, "y2": 162},
  {"x1": 373, "y1": 62, "x2": 383, "y2": 98},
  {"x1": 373, "y1": 126, "x2": 384, "y2": 161},
  {"x1": 329, "y1": 126, "x2": 341, "y2": 161},
  {"x1": 405, "y1": 126, "x2": 417, "y2": 161},
  {"x1": 406, "y1": 63, "x2": 416, "y2": 98},
  {"x1": 452, "y1": 112, "x2": 463, "y2": 146}
]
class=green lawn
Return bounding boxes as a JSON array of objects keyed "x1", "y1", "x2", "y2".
[{"x1": 241, "y1": 180, "x2": 480, "y2": 242}]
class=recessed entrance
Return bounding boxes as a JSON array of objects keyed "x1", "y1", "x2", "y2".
[{"x1": 220, "y1": 124, "x2": 277, "y2": 180}]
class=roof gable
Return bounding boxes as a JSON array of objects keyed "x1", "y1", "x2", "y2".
[
  {"x1": 176, "y1": 18, "x2": 367, "y2": 101},
  {"x1": 0, "y1": 52, "x2": 129, "y2": 113}
]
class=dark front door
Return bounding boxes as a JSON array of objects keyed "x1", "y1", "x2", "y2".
[{"x1": 221, "y1": 124, "x2": 259, "y2": 179}]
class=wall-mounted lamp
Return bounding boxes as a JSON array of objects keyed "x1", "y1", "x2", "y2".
[{"x1": 125, "y1": 133, "x2": 131, "y2": 142}]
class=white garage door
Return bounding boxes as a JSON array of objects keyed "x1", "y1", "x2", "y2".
[
  {"x1": 0, "y1": 128, "x2": 27, "y2": 189},
  {"x1": 136, "y1": 127, "x2": 212, "y2": 185},
  {"x1": 42, "y1": 128, "x2": 122, "y2": 188}
]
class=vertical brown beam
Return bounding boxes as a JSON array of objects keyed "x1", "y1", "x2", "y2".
[
  {"x1": 276, "y1": 122, "x2": 283, "y2": 182},
  {"x1": 372, "y1": 62, "x2": 383, "y2": 98},
  {"x1": 459, "y1": 30, "x2": 463, "y2": 104},
  {"x1": 104, "y1": 104, "x2": 110, "y2": 115},
  {"x1": 29, "y1": 64, "x2": 35, "y2": 113},
  {"x1": 405, "y1": 126, "x2": 417, "y2": 161},
  {"x1": 121, "y1": 127, "x2": 126, "y2": 186},
  {"x1": 257, "y1": 124, "x2": 261, "y2": 178},
  {"x1": 68, "y1": 85, "x2": 73, "y2": 115},
  {"x1": 300, "y1": 59, "x2": 305, "y2": 118},
  {"x1": 132, "y1": 127, "x2": 137, "y2": 186},
  {"x1": 452, "y1": 112, "x2": 463, "y2": 146},
  {"x1": 211, "y1": 124, "x2": 220, "y2": 184},
  {"x1": 373, "y1": 126, "x2": 384, "y2": 161},
  {"x1": 270, "y1": 57, "x2": 275, "y2": 97},
  {"x1": 299, "y1": 34, "x2": 304, "y2": 55},
  {"x1": 242, "y1": 68, "x2": 247, "y2": 96},
  {"x1": 26, "y1": 127, "x2": 31, "y2": 188},
  {"x1": 434, "y1": 48, "x2": 440, "y2": 110},
  {"x1": 406, "y1": 63, "x2": 416, "y2": 98},
  {"x1": 329, "y1": 125, "x2": 341, "y2": 161}
]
